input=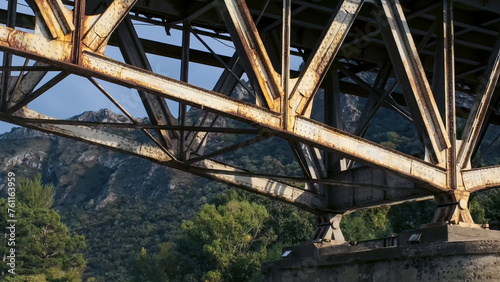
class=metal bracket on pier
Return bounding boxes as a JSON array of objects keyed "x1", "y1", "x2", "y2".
[
  {"x1": 312, "y1": 213, "x2": 345, "y2": 243},
  {"x1": 423, "y1": 190, "x2": 477, "y2": 228}
]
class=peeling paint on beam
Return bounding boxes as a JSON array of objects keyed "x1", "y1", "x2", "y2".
[
  {"x1": 380, "y1": 0, "x2": 450, "y2": 160},
  {"x1": 0, "y1": 27, "x2": 72, "y2": 61},
  {"x1": 219, "y1": 0, "x2": 282, "y2": 111},
  {"x1": 462, "y1": 166, "x2": 500, "y2": 192},
  {"x1": 81, "y1": 51, "x2": 283, "y2": 128},
  {"x1": 82, "y1": 0, "x2": 138, "y2": 52},
  {"x1": 193, "y1": 160, "x2": 326, "y2": 213},
  {"x1": 293, "y1": 117, "x2": 448, "y2": 190},
  {"x1": 290, "y1": 0, "x2": 363, "y2": 117},
  {"x1": 11, "y1": 108, "x2": 172, "y2": 162}
]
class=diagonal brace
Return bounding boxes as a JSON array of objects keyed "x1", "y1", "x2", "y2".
[
  {"x1": 290, "y1": 0, "x2": 364, "y2": 117},
  {"x1": 82, "y1": 0, "x2": 138, "y2": 52},
  {"x1": 218, "y1": 0, "x2": 282, "y2": 111},
  {"x1": 379, "y1": 0, "x2": 450, "y2": 163}
]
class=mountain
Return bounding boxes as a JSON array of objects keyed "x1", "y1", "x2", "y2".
[
  {"x1": 1, "y1": 109, "x2": 198, "y2": 210},
  {"x1": 0, "y1": 109, "x2": 225, "y2": 280}
]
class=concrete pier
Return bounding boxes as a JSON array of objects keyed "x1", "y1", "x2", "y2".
[{"x1": 263, "y1": 227, "x2": 500, "y2": 281}]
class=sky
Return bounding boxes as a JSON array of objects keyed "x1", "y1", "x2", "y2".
[{"x1": 0, "y1": 0, "x2": 303, "y2": 135}]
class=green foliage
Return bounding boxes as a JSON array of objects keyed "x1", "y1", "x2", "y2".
[
  {"x1": 470, "y1": 189, "x2": 500, "y2": 223},
  {"x1": 0, "y1": 177, "x2": 86, "y2": 281},
  {"x1": 365, "y1": 108, "x2": 423, "y2": 156},
  {"x1": 129, "y1": 189, "x2": 314, "y2": 281},
  {"x1": 18, "y1": 174, "x2": 55, "y2": 209},
  {"x1": 178, "y1": 198, "x2": 274, "y2": 281},
  {"x1": 341, "y1": 207, "x2": 392, "y2": 241},
  {"x1": 387, "y1": 200, "x2": 436, "y2": 233}
]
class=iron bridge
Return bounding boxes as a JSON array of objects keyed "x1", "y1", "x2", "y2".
[{"x1": 1, "y1": 0, "x2": 500, "y2": 240}]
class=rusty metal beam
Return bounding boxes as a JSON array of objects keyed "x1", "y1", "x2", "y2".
[
  {"x1": 288, "y1": 141, "x2": 327, "y2": 194},
  {"x1": 432, "y1": 0, "x2": 458, "y2": 189},
  {"x1": 282, "y1": 0, "x2": 291, "y2": 129},
  {"x1": 82, "y1": 0, "x2": 138, "y2": 52},
  {"x1": 9, "y1": 107, "x2": 173, "y2": 162},
  {"x1": 179, "y1": 20, "x2": 190, "y2": 160},
  {"x1": 462, "y1": 165, "x2": 500, "y2": 192},
  {"x1": 458, "y1": 35, "x2": 500, "y2": 169},
  {"x1": 379, "y1": 0, "x2": 450, "y2": 164},
  {"x1": 190, "y1": 160, "x2": 326, "y2": 213},
  {"x1": 289, "y1": 0, "x2": 363, "y2": 117},
  {"x1": 292, "y1": 117, "x2": 447, "y2": 190},
  {"x1": 82, "y1": 50, "x2": 448, "y2": 189},
  {"x1": 0, "y1": 107, "x2": 326, "y2": 213},
  {"x1": 1, "y1": 0, "x2": 17, "y2": 113},
  {"x1": 184, "y1": 54, "x2": 244, "y2": 159},
  {"x1": 217, "y1": 0, "x2": 282, "y2": 111},
  {"x1": 7, "y1": 62, "x2": 48, "y2": 110},
  {"x1": 81, "y1": 51, "x2": 283, "y2": 127},
  {"x1": 115, "y1": 17, "x2": 178, "y2": 152},
  {"x1": 28, "y1": 0, "x2": 74, "y2": 39},
  {"x1": 185, "y1": 135, "x2": 266, "y2": 165},
  {"x1": 443, "y1": 0, "x2": 457, "y2": 190},
  {"x1": 6, "y1": 71, "x2": 69, "y2": 114},
  {"x1": 0, "y1": 117, "x2": 260, "y2": 134}
]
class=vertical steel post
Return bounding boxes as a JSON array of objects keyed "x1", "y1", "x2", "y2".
[
  {"x1": 72, "y1": 0, "x2": 86, "y2": 65},
  {"x1": 282, "y1": 0, "x2": 291, "y2": 129},
  {"x1": 179, "y1": 20, "x2": 190, "y2": 160},
  {"x1": 1, "y1": 0, "x2": 17, "y2": 112},
  {"x1": 324, "y1": 68, "x2": 346, "y2": 174},
  {"x1": 443, "y1": 0, "x2": 457, "y2": 189}
]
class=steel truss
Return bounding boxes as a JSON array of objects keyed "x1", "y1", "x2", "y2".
[{"x1": 1, "y1": 0, "x2": 500, "y2": 241}]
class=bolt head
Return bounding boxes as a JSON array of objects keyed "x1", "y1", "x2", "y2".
[{"x1": 458, "y1": 199, "x2": 468, "y2": 210}]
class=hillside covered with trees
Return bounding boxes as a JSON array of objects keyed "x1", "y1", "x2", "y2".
[{"x1": 1, "y1": 104, "x2": 499, "y2": 281}]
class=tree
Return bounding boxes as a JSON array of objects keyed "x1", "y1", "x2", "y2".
[
  {"x1": 17, "y1": 174, "x2": 55, "y2": 209},
  {"x1": 470, "y1": 189, "x2": 500, "y2": 224},
  {"x1": 129, "y1": 190, "x2": 277, "y2": 281},
  {"x1": 341, "y1": 207, "x2": 392, "y2": 242},
  {"x1": 387, "y1": 200, "x2": 436, "y2": 233},
  {"x1": 178, "y1": 199, "x2": 275, "y2": 281},
  {"x1": 0, "y1": 176, "x2": 86, "y2": 281}
]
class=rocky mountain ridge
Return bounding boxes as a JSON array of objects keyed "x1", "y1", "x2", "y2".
[{"x1": 0, "y1": 109, "x2": 208, "y2": 211}]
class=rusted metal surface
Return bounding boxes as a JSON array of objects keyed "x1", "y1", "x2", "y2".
[
  {"x1": 379, "y1": 0, "x2": 450, "y2": 165},
  {"x1": 442, "y1": 0, "x2": 459, "y2": 190},
  {"x1": 458, "y1": 36, "x2": 500, "y2": 170},
  {"x1": 115, "y1": 18, "x2": 178, "y2": 152},
  {"x1": 0, "y1": 26, "x2": 72, "y2": 61},
  {"x1": 30, "y1": 0, "x2": 74, "y2": 39},
  {"x1": 12, "y1": 108, "x2": 173, "y2": 162},
  {"x1": 289, "y1": 0, "x2": 363, "y2": 118},
  {"x1": 81, "y1": 51, "x2": 284, "y2": 127},
  {"x1": 82, "y1": 0, "x2": 138, "y2": 52},
  {"x1": 219, "y1": 0, "x2": 282, "y2": 111},
  {"x1": 7, "y1": 62, "x2": 48, "y2": 109},
  {"x1": 1, "y1": 0, "x2": 500, "y2": 224},
  {"x1": 293, "y1": 116, "x2": 448, "y2": 190},
  {"x1": 192, "y1": 160, "x2": 327, "y2": 213},
  {"x1": 462, "y1": 166, "x2": 500, "y2": 192}
]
